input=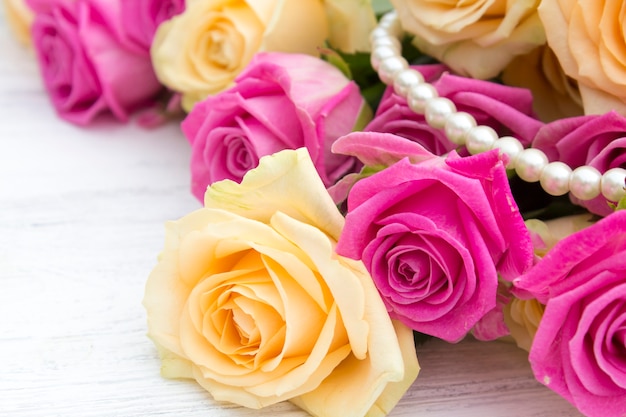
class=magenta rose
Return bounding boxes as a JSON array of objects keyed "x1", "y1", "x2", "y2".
[
  {"x1": 513, "y1": 211, "x2": 626, "y2": 417},
  {"x1": 334, "y1": 131, "x2": 534, "y2": 342},
  {"x1": 182, "y1": 52, "x2": 368, "y2": 202},
  {"x1": 532, "y1": 111, "x2": 626, "y2": 217},
  {"x1": 119, "y1": 0, "x2": 185, "y2": 54},
  {"x1": 365, "y1": 64, "x2": 543, "y2": 155},
  {"x1": 27, "y1": 0, "x2": 163, "y2": 125}
]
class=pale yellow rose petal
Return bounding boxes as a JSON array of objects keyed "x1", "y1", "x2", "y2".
[
  {"x1": 409, "y1": 0, "x2": 493, "y2": 33},
  {"x1": 579, "y1": 83, "x2": 626, "y2": 115},
  {"x1": 246, "y1": 0, "x2": 281, "y2": 24},
  {"x1": 191, "y1": 304, "x2": 352, "y2": 408},
  {"x1": 418, "y1": 12, "x2": 545, "y2": 79},
  {"x1": 291, "y1": 318, "x2": 415, "y2": 417},
  {"x1": 324, "y1": 0, "x2": 377, "y2": 53},
  {"x1": 366, "y1": 322, "x2": 419, "y2": 417},
  {"x1": 260, "y1": 0, "x2": 327, "y2": 56},
  {"x1": 270, "y1": 211, "x2": 369, "y2": 359},
  {"x1": 205, "y1": 148, "x2": 345, "y2": 242},
  {"x1": 3, "y1": 0, "x2": 33, "y2": 45},
  {"x1": 151, "y1": 0, "x2": 264, "y2": 110},
  {"x1": 478, "y1": 0, "x2": 540, "y2": 45},
  {"x1": 504, "y1": 298, "x2": 545, "y2": 352},
  {"x1": 254, "y1": 242, "x2": 333, "y2": 314}
]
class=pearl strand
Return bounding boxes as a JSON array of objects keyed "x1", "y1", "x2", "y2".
[{"x1": 369, "y1": 11, "x2": 626, "y2": 203}]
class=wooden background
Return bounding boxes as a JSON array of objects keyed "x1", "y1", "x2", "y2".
[{"x1": 0, "y1": 9, "x2": 582, "y2": 417}]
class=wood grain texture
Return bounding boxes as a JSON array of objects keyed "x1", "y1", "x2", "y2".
[{"x1": 0, "y1": 11, "x2": 582, "y2": 417}]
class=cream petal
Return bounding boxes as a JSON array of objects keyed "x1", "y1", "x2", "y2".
[
  {"x1": 191, "y1": 305, "x2": 352, "y2": 408},
  {"x1": 205, "y1": 148, "x2": 345, "y2": 241},
  {"x1": 323, "y1": 0, "x2": 377, "y2": 53},
  {"x1": 291, "y1": 320, "x2": 416, "y2": 417},
  {"x1": 246, "y1": 0, "x2": 280, "y2": 24},
  {"x1": 151, "y1": 0, "x2": 264, "y2": 109},
  {"x1": 270, "y1": 211, "x2": 369, "y2": 359},
  {"x1": 538, "y1": 0, "x2": 579, "y2": 77},
  {"x1": 260, "y1": 0, "x2": 328, "y2": 56},
  {"x1": 366, "y1": 322, "x2": 420, "y2": 417}
]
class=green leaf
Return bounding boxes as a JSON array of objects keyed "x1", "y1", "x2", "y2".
[{"x1": 372, "y1": 0, "x2": 394, "y2": 15}]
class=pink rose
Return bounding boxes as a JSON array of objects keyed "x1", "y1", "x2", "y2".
[
  {"x1": 513, "y1": 211, "x2": 626, "y2": 417},
  {"x1": 365, "y1": 64, "x2": 543, "y2": 155},
  {"x1": 182, "y1": 52, "x2": 369, "y2": 202},
  {"x1": 532, "y1": 111, "x2": 626, "y2": 216},
  {"x1": 334, "y1": 131, "x2": 534, "y2": 342},
  {"x1": 119, "y1": 0, "x2": 184, "y2": 54},
  {"x1": 27, "y1": 0, "x2": 163, "y2": 125}
]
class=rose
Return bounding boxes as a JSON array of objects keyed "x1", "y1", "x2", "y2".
[
  {"x1": 503, "y1": 214, "x2": 591, "y2": 351},
  {"x1": 3, "y1": 0, "x2": 34, "y2": 45},
  {"x1": 27, "y1": 0, "x2": 163, "y2": 125},
  {"x1": 365, "y1": 64, "x2": 543, "y2": 155},
  {"x1": 531, "y1": 111, "x2": 626, "y2": 216},
  {"x1": 323, "y1": 0, "x2": 377, "y2": 53},
  {"x1": 513, "y1": 211, "x2": 626, "y2": 417},
  {"x1": 503, "y1": 298, "x2": 544, "y2": 352},
  {"x1": 501, "y1": 44, "x2": 583, "y2": 122},
  {"x1": 538, "y1": 0, "x2": 626, "y2": 115},
  {"x1": 334, "y1": 131, "x2": 534, "y2": 342},
  {"x1": 143, "y1": 148, "x2": 419, "y2": 416},
  {"x1": 390, "y1": 0, "x2": 546, "y2": 79},
  {"x1": 150, "y1": 0, "x2": 329, "y2": 111},
  {"x1": 119, "y1": 0, "x2": 185, "y2": 54},
  {"x1": 182, "y1": 52, "x2": 369, "y2": 202}
]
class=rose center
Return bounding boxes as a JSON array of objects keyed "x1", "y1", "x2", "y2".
[
  {"x1": 202, "y1": 19, "x2": 241, "y2": 70},
  {"x1": 224, "y1": 134, "x2": 257, "y2": 176}
]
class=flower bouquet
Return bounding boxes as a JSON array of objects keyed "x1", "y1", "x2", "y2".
[{"x1": 5, "y1": 0, "x2": 626, "y2": 416}]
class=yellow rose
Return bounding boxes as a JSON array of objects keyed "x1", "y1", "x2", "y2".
[
  {"x1": 391, "y1": 0, "x2": 546, "y2": 79},
  {"x1": 539, "y1": 1, "x2": 626, "y2": 115},
  {"x1": 3, "y1": 0, "x2": 34, "y2": 45},
  {"x1": 143, "y1": 148, "x2": 419, "y2": 416},
  {"x1": 323, "y1": 0, "x2": 377, "y2": 53},
  {"x1": 151, "y1": 0, "x2": 328, "y2": 111},
  {"x1": 504, "y1": 214, "x2": 594, "y2": 351},
  {"x1": 503, "y1": 298, "x2": 544, "y2": 352},
  {"x1": 502, "y1": 45, "x2": 583, "y2": 122}
]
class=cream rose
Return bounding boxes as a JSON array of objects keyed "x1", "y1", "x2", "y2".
[
  {"x1": 151, "y1": 0, "x2": 328, "y2": 111},
  {"x1": 503, "y1": 298, "x2": 544, "y2": 352},
  {"x1": 323, "y1": 0, "x2": 377, "y2": 53},
  {"x1": 391, "y1": 0, "x2": 545, "y2": 79},
  {"x1": 504, "y1": 214, "x2": 593, "y2": 351},
  {"x1": 143, "y1": 148, "x2": 419, "y2": 416},
  {"x1": 502, "y1": 45, "x2": 583, "y2": 122},
  {"x1": 539, "y1": 0, "x2": 626, "y2": 115},
  {"x1": 3, "y1": 0, "x2": 34, "y2": 45}
]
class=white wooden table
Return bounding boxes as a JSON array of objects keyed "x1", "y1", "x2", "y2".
[{"x1": 0, "y1": 11, "x2": 582, "y2": 417}]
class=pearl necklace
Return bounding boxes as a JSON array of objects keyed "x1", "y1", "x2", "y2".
[{"x1": 369, "y1": 11, "x2": 626, "y2": 203}]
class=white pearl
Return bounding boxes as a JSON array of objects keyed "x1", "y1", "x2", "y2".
[
  {"x1": 444, "y1": 112, "x2": 476, "y2": 145},
  {"x1": 370, "y1": 46, "x2": 398, "y2": 71},
  {"x1": 379, "y1": 10, "x2": 399, "y2": 26},
  {"x1": 569, "y1": 166, "x2": 602, "y2": 200},
  {"x1": 425, "y1": 97, "x2": 456, "y2": 129},
  {"x1": 369, "y1": 27, "x2": 393, "y2": 43},
  {"x1": 515, "y1": 148, "x2": 549, "y2": 182},
  {"x1": 407, "y1": 83, "x2": 438, "y2": 114},
  {"x1": 540, "y1": 162, "x2": 572, "y2": 196},
  {"x1": 377, "y1": 18, "x2": 403, "y2": 39},
  {"x1": 378, "y1": 56, "x2": 408, "y2": 85},
  {"x1": 465, "y1": 126, "x2": 498, "y2": 155},
  {"x1": 491, "y1": 136, "x2": 524, "y2": 169},
  {"x1": 600, "y1": 167, "x2": 626, "y2": 202},
  {"x1": 393, "y1": 69, "x2": 423, "y2": 97},
  {"x1": 372, "y1": 36, "x2": 402, "y2": 53}
]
